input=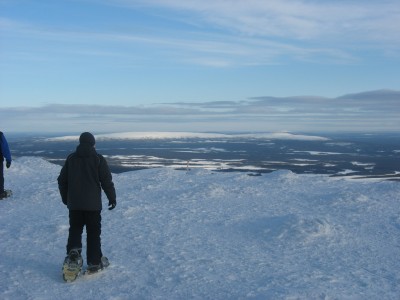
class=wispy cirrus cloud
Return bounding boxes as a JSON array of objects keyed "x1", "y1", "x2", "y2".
[
  {"x1": 0, "y1": 17, "x2": 352, "y2": 68},
  {"x1": 4, "y1": 0, "x2": 398, "y2": 69},
  {"x1": 111, "y1": 0, "x2": 400, "y2": 45}
]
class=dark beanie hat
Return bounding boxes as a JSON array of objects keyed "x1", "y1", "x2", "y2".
[{"x1": 79, "y1": 132, "x2": 95, "y2": 146}]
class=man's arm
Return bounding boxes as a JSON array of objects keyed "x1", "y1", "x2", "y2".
[{"x1": 98, "y1": 155, "x2": 116, "y2": 209}]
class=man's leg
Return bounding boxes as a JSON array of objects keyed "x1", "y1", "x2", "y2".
[
  {"x1": 85, "y1": 211, "x2": 102, "y2": 265},
  {"x1": 67, "y1": 210, "x2": 84, "y2": 254}
]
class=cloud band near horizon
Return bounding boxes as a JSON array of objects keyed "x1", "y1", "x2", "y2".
[{"x1": 1, "y1": 90, "x2": 399, "y2": 133}]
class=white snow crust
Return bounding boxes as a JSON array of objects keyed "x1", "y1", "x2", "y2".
[{"x1": 0, "y1": 157, "x2": 399, "y2": 299}]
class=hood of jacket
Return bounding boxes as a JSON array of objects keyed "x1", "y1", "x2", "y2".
[{"x1": 76, "y1": 143, "x2": 97, "y2": 157}]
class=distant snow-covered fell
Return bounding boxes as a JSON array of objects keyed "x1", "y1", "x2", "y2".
[
  {"x1": 0, "y1": 157, "x2": 399, "y2": 299},
  {"x1": 47, "y1": 131, "x2": 329, "y2": 142}
]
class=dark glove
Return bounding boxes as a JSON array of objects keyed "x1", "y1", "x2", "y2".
[
  {"x1": 6, "y1": 161, "x2": 11, "y2": 168},
  {"x1": 108, "y1": 200, "x2": 116, "y2": 210}
]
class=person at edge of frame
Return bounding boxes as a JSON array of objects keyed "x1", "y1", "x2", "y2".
[{"x1": 0, "y1": 131, "x2": 12, "y2": 200}]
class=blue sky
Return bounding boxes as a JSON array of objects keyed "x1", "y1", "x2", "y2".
[{"x1": 1, "y1": 0, "x2": 399, "y2": 133}]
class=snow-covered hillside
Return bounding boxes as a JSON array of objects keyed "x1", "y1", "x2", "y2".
[
  {"x1": 46, "y1": 131, "x2": 329, "y2": 142},
  {"x1": 1, "y1": 157, "x2": 399, "y2": 299}
]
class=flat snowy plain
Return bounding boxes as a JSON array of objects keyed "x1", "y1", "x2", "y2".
[{"x1": 0, "y1": 157, "x2": 399, "y2": 299}]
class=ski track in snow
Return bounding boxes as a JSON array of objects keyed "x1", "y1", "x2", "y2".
[{"x1": 0, "y1": 157, "x2": 399, "y2": 299}]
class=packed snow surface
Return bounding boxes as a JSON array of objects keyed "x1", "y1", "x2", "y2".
[{"x1": 1, "y1": 157, "x2": 399, "y2": 299}]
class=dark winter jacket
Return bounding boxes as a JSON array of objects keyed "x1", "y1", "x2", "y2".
[
  {"x1": 57, "y1": 143, "x2": 116, "y2": 211},
  {"x1": 0, "y1": 132, "x2": 12, "y2": 163}
]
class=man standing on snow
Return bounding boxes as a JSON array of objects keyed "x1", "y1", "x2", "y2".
[
  {"x1": 0, "y1": 131, "x2": 12, "y2": 200},
  {"x1": 58, "y1": 132, "x2": 116, "y2": 277}
]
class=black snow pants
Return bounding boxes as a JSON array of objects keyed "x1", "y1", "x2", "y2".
[{"x1": 67, "y1": 210, "x2": 103, "y2": 265}]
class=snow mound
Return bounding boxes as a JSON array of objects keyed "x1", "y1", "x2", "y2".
[
  {"x1": 232, "y1": 215, "x2": 333, "y2": 243},
  {"x1": 1, "y1": 157, "x2": 399, "y2": 299}
]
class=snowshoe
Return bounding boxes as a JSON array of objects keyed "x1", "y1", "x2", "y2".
[
  {"x1": 62, "y1": 249, "x2": 83, "y2": 282},
  {"x1": 85, "y1": 256, "x2": 110, "y2": 275},
  {"x1": 0, "y1": 190, "x2": 12, "y2": 200}
]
